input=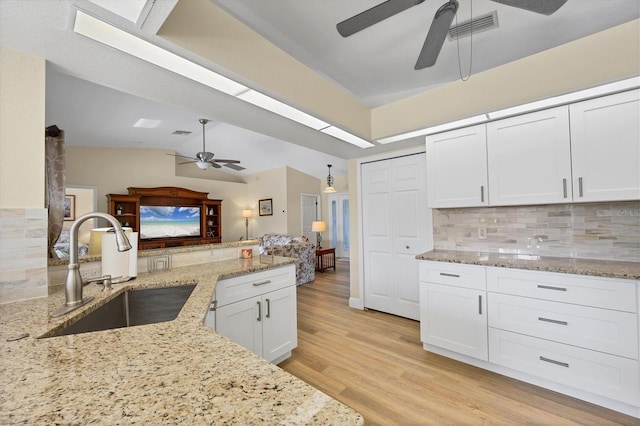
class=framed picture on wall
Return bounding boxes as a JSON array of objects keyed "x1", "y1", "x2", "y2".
[
  {"x1": 64, "y1": 195, "x2": 76, "y2": 221},
  {"x1": 259, "y1": 198, "x2": 273, "y2": 216}
]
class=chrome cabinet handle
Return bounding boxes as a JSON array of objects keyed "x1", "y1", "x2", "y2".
[
  {"x1": 540, "y1": 356, "x2": 569, "y2": 368},
  {"x1": 266, "y1": 298, "x2": 271, "y2": 318},
  {"x1": 209, "y1": 300, "x2": 217, "y2": 312},
  {"x1": 562, "y1": 178, "x2": 567, "y2": 198},
  {"x1": 578, "y1": 177, "x2": 584, "y2": 197},
  {"x1": 257, "y1": 301, "x2": 262, "y2": 321},
  {"x1": 252, "y1": 280, "x2": 271, "y2": 287},
  {"x1": 478, "y1": 295, "x2": 482, "y2": 315},
  {"x1": 440, "y1": 272, "x2": 460, "y2": 278},
  {"x1": 538, "y1": 317, "x2": 568, "y2": 326},
  {"x1": 537, "y1": 284, "x2": 567, "y2": 292},
  {"x1": 480, "y1": 185, "x2": 485, "y2": 203}
]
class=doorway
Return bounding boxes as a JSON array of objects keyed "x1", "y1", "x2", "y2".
[
  {"x1": 328, "y1": 193, "x2": 350, "y2": 259},
  {"x1": 300, "y1": 193, "x2": 320, "y2": 242}
]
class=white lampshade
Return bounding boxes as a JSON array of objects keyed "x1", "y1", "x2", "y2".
[
  {"x1": 323, "y1": 185, "x2": 337, "y2": 193},
  {"x1": 311, "y1": 221, "x2": 326, "y2": 232},
  {"x1": 241, "y1": 209, "x2": 253, "y2": 218}
]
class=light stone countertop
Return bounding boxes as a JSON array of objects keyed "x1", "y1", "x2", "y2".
[
  {"x1": 416, "y1": 250, "x2": 640, "y2": 280},
  {"x1": 0, "y1": 257, "x2": 363, "y2": 425}
]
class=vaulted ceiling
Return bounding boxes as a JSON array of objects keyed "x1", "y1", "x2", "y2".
[{"x1": 0, "y1": 0, "x2": 638, "y2": 179}]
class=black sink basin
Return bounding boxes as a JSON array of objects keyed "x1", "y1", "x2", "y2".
[{"x1": 47, "y1": 284, "x2": 196, "y2": 337}]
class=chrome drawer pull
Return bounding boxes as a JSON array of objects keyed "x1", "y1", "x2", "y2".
[
  {"x1": 562, "y1": 178, "x2": 567, "y2": 198},
  {"x1": 537, "y1": 284, "x2": 567, "y2": 292},
  {"x1": 439, "y1": 273, "x2": 460, "y2": 278},
  {"x1": 538, "y1": 317, "x2": 568, "y2": 326},
  {"x1": 252, "y1": 280, "x2": 272, "y2": 287},
  {"x1": 266, "y1": 298, "x2": 271, "y2": 318},
  {"x1": 209, "y1": 300, "x2": 218, "y2": 312},
  {"x1": 540, "y1": 356, "x2": 569, "y2": 368},
  {"x1": 478, "y1": 295, "x2": 482, "y2": 315},
  {"x1": 257, "y1": 301, "x2": 262, "y2": 321},
  {"x1": 578, "y1": 177, "x2": 584, "y2": 197}
]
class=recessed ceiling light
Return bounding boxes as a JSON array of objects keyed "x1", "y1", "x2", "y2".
[{"x1": 133, "y1": 118, "x2": 162, "y2": 128}]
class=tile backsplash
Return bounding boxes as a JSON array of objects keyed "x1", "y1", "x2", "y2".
[
  {"x1": 0, "y1": 208, "x2": 48, "y2": 303},
  {"x1": 433, "y1": 201, "x2": 640, "y2": 262}
]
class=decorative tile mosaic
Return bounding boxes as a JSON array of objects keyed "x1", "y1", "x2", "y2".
[
  {"x1": 0, "y1": 208, "x2": 48, "y2": 303},
  {"x1": 432, "y1": 201, "x2": 640, "y2": 262}
]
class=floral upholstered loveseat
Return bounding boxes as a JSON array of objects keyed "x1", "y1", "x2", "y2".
[{"x1": 258, "y1": 234, "x2": 315, "y2": 285}]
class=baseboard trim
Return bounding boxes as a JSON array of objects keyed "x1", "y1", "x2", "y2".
[{"x1": 349, "y1": 297, "x2": 364, "y2": 310}]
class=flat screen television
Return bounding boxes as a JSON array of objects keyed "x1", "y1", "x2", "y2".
[{"x1": 139, "y1": 206, "x2": 201, "y2": 239}]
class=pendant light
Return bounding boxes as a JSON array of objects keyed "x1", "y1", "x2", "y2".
[{"x1": 323, "y1": 164, "x2": 337, "y2": 193}]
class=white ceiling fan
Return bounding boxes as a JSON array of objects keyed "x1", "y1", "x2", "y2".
[
  {"x1": 169, "y1": 119, "x2": 245, "y2": 170},
  {"x1": 337, "y1": 0, "x2": 568, "y2": 70}
]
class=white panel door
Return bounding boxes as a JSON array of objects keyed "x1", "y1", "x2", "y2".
[
  {"x1": 487, "y1": 106, "x2": 572, "y2": 206},
  {"x1": 570, "y1": 89, "x2": 640, "y2": 202},
  {"x1": 426, "y1": 124, "x2": 488, "y2": 208},
  {"x1": 301, "y1": 194, "x2": 319, "y2": 242},
  {"x1": 362, "y1": 160, "x2": 394, "y2": 314},
  {"x1": 262, "y1": 286, "x2": 298, "y2": 363},
  {"x1": 215, "y1": 297, "x2": 263, "y2": 357},
  {"x1": 328, "y1": 193, "x2": 350, "y2": 259},
  {"x1": 362, "y1": 153, "x2": 431, "y2": 320}
]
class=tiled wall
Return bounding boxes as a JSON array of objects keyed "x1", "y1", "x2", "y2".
[
  {"x1": 0, "y1": 208, "x2": 48, "y2": 303},
  {"x1": 433, "y1": 201, "x2": 640, "y2": 262}
]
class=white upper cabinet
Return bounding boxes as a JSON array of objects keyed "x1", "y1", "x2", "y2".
[
  {"x1": 487, "y1": 106, "x2": 572, "y2": 206},
  {"x1": 426, "y1": 124, "x2": 488, "y2": 208},
  {"x1": 569, "y1": 89, "x2": 640, "y2": 202}
]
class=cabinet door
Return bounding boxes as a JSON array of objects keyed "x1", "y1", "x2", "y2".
[
  {"x1": 262, "y1": 286, "x2": 297, "y2": 363},
  {"x1": 570, "y1": 89, "x2": 640, "y2": 202},
  {"x1": 487, "y1": 107, "x2": 572, "y2": 206},
  {"x1": 215, "y1": 296, "x2": 263, "y2": 357},
  {"x1": 420, "y1": 282, "x2": 488, "y2": 361},
  {"x1": 426, "y1": 124, "x2": 488, "y2": 208}
]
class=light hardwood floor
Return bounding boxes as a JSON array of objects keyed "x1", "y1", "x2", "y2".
[{"x1": 279, "y1": 261, "x2": 638, "y2": 425}]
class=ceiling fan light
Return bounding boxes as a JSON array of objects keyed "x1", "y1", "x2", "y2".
[{"x1": 196, "y1": 161, "x2": 210, "y2": 170}]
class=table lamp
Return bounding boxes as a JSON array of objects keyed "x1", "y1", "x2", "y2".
[
  {"x1": 311, "y1": 220, "x2": 326, "y2": 248},
  {"x1": 242, "y1": 209, "x2": 253, "y2": 240}
]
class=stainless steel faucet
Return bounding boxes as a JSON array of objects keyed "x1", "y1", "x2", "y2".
[{"x1": 51, "y1": 212, "x2": 132, "y2": 318}]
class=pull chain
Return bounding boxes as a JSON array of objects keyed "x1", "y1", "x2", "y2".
[{"x1": 455, "y1": 0, "x2": 473, "y2": 81}]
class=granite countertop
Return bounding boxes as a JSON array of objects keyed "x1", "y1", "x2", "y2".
[
  {"x1": 0, "y1": 257, "x2": 363, "y2": 425},
  {"x1": 416, "y1": 250, "x2": 640, "y2": 280}
]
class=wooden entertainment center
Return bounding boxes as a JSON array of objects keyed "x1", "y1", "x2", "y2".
[{"x1": 107, "y1": 187, "x2": 222, "y2": 250}]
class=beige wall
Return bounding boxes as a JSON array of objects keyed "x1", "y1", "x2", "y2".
[
  {"x1": 286, "y1": 167, "x2": 321, "y2": 236},
  {"x1": 372, "y1": 19, "x2": 640, "y2": 138},
  {"x1": 157, "y1": 0, "x2": 371, "y2": 139},
  {"x1": 244, "y1": 167, "x2": 288, "y2": 237},
  {"x1": 65, "y1": 146, "x2": 251, "y2": 242},
  {"x1": 0, "y1": 46, "x2": 45, "y2": 208}
]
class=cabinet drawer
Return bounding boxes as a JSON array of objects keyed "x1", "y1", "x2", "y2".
[
  {"x1": 487, "y1": 267, "x2": 637, "y2": 312},
  {"x1": 489, "y1": 328, "x2": 640, "y2": 406},
  {"x1": 419, "y1": 261, "x2": 486, "y2": 290},
  {"x1": 488, "y1": 293, "x2": 638, "y2": 359},
  {"x1": 215, "y1": 265, "x2": 295, "y2": 307}
]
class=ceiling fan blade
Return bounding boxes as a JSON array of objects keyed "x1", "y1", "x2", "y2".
[
  {"x1": 490, "y1": 0, "x2": 567, "y2": 15},
  {"x1": 167, "y1": 153, "x2": 195, "y2": 160},
  {"x1": 208, "y1": 161, "x2": 222, "y2": 169},
  {"x1": 337, "y1": 0, "x2": 426, "y2": 37},
  {"x1": 212, "y1": 159, "x2": 241, "y2": 164},
  {"x1": 177, "y1": 160, "x2": 197, "y2": 165},
  {"x1": 415, "y1": 0, "x2": 459, "y2": 70},
  {"x1": 223, "y1": 163, "x2": 246, "y2": 171}
]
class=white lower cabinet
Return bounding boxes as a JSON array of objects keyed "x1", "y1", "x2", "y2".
[
  {"x1": 419, "y1": 262, "x2": 487, "y2": 361},
  {"x1": 205, "y1": 265, "x2": 297, "y2": 364},
  {"x1": 418, "y1": 261, "x2": 640, "y2": 418}
]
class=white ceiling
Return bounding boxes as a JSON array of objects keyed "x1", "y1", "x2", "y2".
[{"x1": 1, "y1": 0, "x2": 639, "y2": 180}]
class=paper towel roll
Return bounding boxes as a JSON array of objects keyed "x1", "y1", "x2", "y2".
[
  {"x1": 128, "y1": 232, "x2": 138, "y2": 278},
  {"x1": 102, "y1": 233, "x2": 130, "y2": 280}
]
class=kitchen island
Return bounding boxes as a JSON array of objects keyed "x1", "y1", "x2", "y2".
[{"x1": 0, "y1": 256, "x2": 363, "y2": 424}]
